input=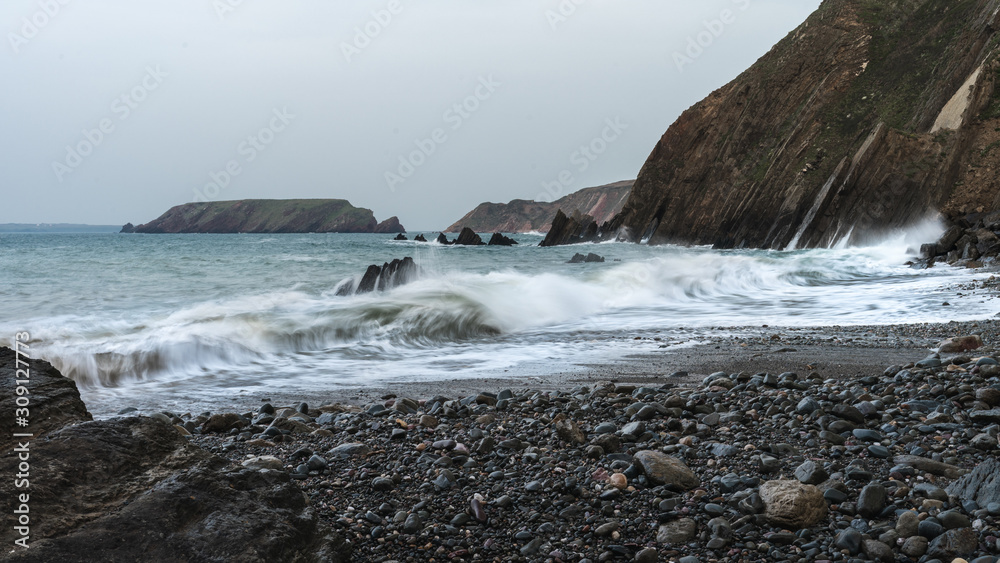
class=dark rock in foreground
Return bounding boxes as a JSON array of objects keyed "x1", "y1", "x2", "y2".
[
  {"x1": 0, "y1": 347, "x2": 349, "y2": 562},
  {"x1": 947, "y1": 457, "x2": 1000, "y2": 508},
  {"x1": 393, "y1": 233, "x2": 407, "y2": 241},
  {"x1": 0, "y1": 347, "x2": 91, "y2": 451},
  {"x1": 413, "y1": 234, "x2": 427, "y2": 242}
]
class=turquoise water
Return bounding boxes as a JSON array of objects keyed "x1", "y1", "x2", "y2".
[{"x1": 1, "y1": 228, "x2": 994, "y2": 414}]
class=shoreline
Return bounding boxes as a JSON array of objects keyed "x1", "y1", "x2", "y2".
[
  {"x1": 8, "y1": 318, "x2": 1000, "y2": 561},
  {"x1": 88, "y1": 319, "x2": 999, "y2": 418}
]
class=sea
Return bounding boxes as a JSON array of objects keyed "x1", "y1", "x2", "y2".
[{"x1": 2, "y1": 220, "x2": 997, "y2": 416}]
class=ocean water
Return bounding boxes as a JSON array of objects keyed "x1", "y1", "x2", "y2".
[{"x1": 1, "y1": 223, "x2": 996, "y2": 415}]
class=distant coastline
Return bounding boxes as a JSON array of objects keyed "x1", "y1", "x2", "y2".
[
  {"x1": 0, "y1": 224, "x2": 121, "y2": 234},
  {"x1": 122, "y1": 199, "x2": 405, "y2": 234}
]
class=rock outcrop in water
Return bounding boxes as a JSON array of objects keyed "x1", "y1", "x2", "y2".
[
  {"x1": 454, "y1": 227, "x2": 485, "y2": 246},
  {"x1": 568, "y1": 252, "x2": 605, "y2": 264},
  {"x1": 917, "y1": 211, "x2": 1000, "y2": 267},
  {"x1": 0, "y1": 347, "x2": 349, "y2": 562},
  {"x1": 130, "y1": 199, "x2": 404, "y2": 234},
  {"x1": 487, "y1": 233, "x2": 518, "y2": 246},
  {"x1": 540, "y1": 210, "x2": 600, "y2": 247},
  {"x1": 336, "y1": 257, "x2": 420, "y2": 295},
  {"x1": 600, "y1": 0, "x2": 1000, "y2": 249},
  {"x1": 446, "y1": 180, "x2": 632, "y2": 233}
]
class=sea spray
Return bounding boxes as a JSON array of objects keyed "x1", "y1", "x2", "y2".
[{"x1": 0, "y1": 229, "x2": 993, "y2": 409}]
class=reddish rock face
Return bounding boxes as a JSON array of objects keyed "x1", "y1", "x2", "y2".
[
  {"x1": 605, "y1": 0, "x2": 1000, "y2": 249},
  {"x1": 446, "y1": 180, "x2": 632, "y2": 234}
]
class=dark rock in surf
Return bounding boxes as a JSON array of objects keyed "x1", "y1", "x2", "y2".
[
  {"x1": 355, "y1": 264, "x2": 383, "y2": 294},
  {"x1": 487, "y1": 233, "x2": 518, "y2": 246},
  {"x1": 568, "y1": 253, "x2": 605, "y2": 264},
  {"x1": 436, "y1": 233, "x2": 452, "y2": 245},
  {"x1": 414, "y1": 234, "x2": 427, "y2": 242},
  {"x1": 393, "y1": 233, "x2": 408, "y2": 241},
  {"x1": 540, "y1": 209, "x2": 599, "y2": 247},
  {"x1": 377, "y1": 257, "x2": 419, "y2": 291},
  {"x1": 454, "y1": 227, "x2": 485, "y2": 246},
  {"x1": 338, "y1": 257, "x2": 420, "y2": 295}
]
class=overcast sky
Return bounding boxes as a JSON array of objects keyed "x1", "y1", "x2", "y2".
[{"x1": 1, "y1": 0, "x2": 821, "y2": 230}]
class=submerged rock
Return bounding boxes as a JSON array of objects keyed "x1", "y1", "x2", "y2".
[{"x1": 568, "y1": 252, "x2": 605, "y2": 264}]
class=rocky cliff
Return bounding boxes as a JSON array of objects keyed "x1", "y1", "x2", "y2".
[
  {"x1": 373, "y1": 216, "x2": 406, "y2": 233},
  {"x1": 131, "y1": 199, "x2": 404, "y2": 234},
  {"x1": 0, "y1": 347, "x2": 348, "y2": 562},
  {"x1": 604, "y1": 0, "x2": 1000, "y2": 249},
  {"x1": 446, "y1": 180, "x2": 632, "y2": 233}
]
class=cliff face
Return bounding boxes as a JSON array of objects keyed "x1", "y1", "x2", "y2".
[
  {"x1": 446, "y1": 181, "x2": 632, "y2": 233},
  {"x1": 607, "y1": 0, "x2": 1000, "y2": 248},
  {"x1": 133, "y1": 199, "x2": 404, "y2": 234}
]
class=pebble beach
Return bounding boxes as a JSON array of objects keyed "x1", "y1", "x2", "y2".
[{"x1": 156, "y1": 320, "x2": 1000, "y2": 563}]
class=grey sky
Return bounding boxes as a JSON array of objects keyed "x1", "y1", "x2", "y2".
[{"x1": 1, "y1": 0, "x2": 820, "y2": 230}]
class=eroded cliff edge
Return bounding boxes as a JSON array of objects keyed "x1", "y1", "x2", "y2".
[
  {"x1": 606, "y1": 0, "x2": 1000, "y2": 249},
  {"x1": 446, "y1": 181, "x2": 632, "y2": 233}
]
